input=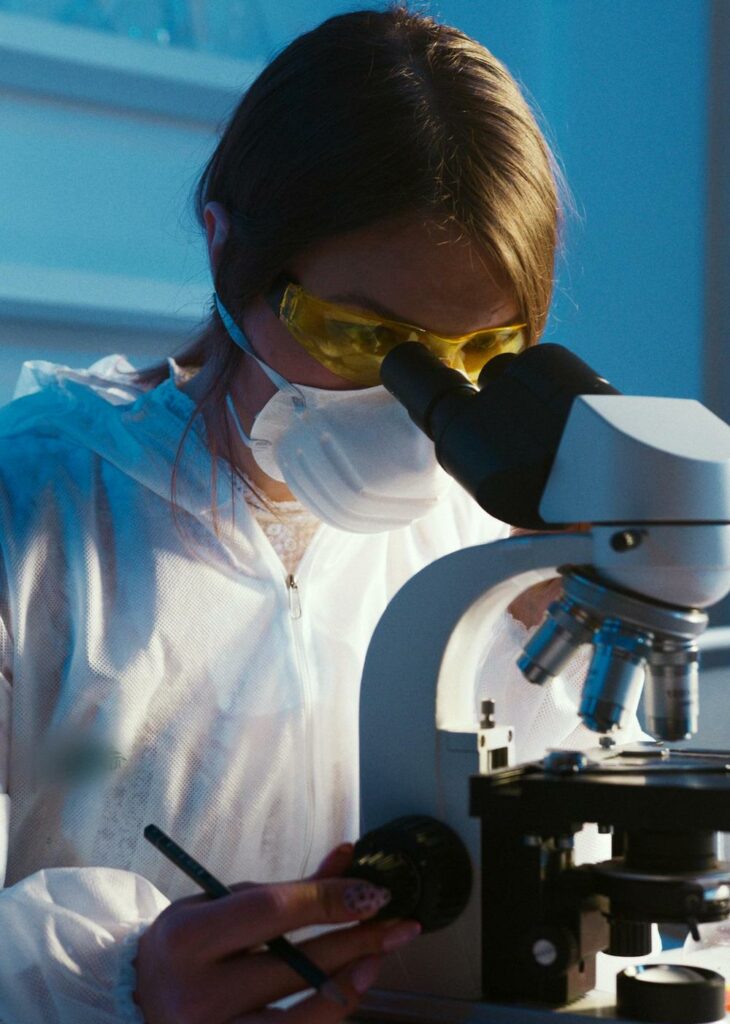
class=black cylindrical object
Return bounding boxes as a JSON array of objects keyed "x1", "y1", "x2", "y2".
[
  {"x1": 616, "y1": 964, "x2": 725, "y2": 1023},
  {"x1": 378, "y1": 342, "x2": 476, "y2": 438},
  {"x1": 608, "y1": 918, "x2": 653, "y2": 957},
  {"x1": 380, "y1": 342, "x2": 618, "y2": 528},
  {"x1": 347, "y1": 815, "x2": 472, "y2": 933},
  {"x1": 624, "y1": 831, "x2": 718, "y2": 874}
]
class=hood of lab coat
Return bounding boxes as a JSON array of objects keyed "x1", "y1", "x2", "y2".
[{"x1": 0, "y1": 355, "x2": 226, "y2": 521}]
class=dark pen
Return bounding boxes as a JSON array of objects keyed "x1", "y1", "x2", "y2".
[{"x1": 143, "y1": 823, "x2": 348, "y2": 1008}]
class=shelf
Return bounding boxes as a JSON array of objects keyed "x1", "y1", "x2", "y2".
[
  {"x1": 0, "y1": 260, "x2": 210, "y2": 333},
  {"x1": 0, "y1": 11, "x2": 262, "y2": 125}
]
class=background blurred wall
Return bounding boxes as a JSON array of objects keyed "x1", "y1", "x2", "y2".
[
  {"x1": 0, "y1": 8, "x2": 260, "y2": 402},
  {"x1": 0, "y1": 0, "x2": 715, "y2": 406}
]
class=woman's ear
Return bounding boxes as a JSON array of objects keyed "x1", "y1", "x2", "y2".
[{"x1": 203, "y1": 201, "x2": 231, "y2": 277}]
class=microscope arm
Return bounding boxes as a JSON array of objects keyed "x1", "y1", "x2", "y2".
[
  {"x1": 358, "y1": 532, "x2": 592, "y2": 1000},
  {"x1": 360, "y1": 530, "x2": 591, "y2": 832}
]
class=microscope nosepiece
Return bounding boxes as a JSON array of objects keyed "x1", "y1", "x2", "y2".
[{"x1": 522, "y1": 571, "x2": 708, "y2": 739}]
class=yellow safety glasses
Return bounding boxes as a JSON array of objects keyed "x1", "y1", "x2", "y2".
[{"x1": 266, "y1": 278, "x2": 528, "y2": 387}]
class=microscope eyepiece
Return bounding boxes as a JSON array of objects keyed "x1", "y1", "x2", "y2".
[
  {"x1": 476, "y1": 351, "x2": 519, "y2": 387},
  {"x1": 378, "y1": 341, "x2": 477, "y2": 440},
  {"x1": 380, "y1": 341, "x2": 618, "y2": 529}
]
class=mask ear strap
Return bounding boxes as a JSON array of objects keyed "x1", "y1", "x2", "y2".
[
  {"x1": 225, "y1": 392, "x2": 253, "y2": 448},
  {"x1": 214, "y1": 293, "x2": 304, "y2": 403}
]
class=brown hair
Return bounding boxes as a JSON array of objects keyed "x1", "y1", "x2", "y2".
[{"x1": 136, "y1": 3, "x2": 563, "y2": 521}]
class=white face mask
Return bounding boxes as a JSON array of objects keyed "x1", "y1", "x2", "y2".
[{"x1": 215, "y1": 295, "x2": 452, "y2": 533}]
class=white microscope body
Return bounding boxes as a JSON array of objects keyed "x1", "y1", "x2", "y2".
[{"x1": 358, "y1": 349, "x2": 730, "y2": 1018}]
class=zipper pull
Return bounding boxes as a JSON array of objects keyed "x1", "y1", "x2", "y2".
[{"x1": 286, "y1": 574, "x2": 302, "y2": 619}]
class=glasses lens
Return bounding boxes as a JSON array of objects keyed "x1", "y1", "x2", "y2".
[
  {"x1": 281, "y1": 285, "x2": 527, "y2": 386},
  {"x1": 459, "y1": 328, "x2": 527, "y2": 380}
]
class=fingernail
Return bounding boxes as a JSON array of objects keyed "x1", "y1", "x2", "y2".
[
  {"x1": 382, "y1": 920, "x2": 422, "y2": 952},
  {"x1": 351, "y1": 955, "x2": 382, "y2": 994},
  {"x1": 343, "y1": 881, "x2": 391, "y2": 915}
]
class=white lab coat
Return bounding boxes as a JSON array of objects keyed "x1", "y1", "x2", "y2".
[{"x1": 0, "y1": 358, "x2": 628, "y2": 1022}]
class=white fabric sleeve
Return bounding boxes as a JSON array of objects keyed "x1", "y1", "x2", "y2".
[
  {"x1": 0, "y1": 597, "x2": 170, "y2": 1024},
  {"x1": 0, "y1": 869, "x2": 170, "y2": 1023}
]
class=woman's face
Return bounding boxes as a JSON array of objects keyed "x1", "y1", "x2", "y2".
[
  {"x1": 236, "y1": 213, "x2": 522, "y2": 395},
  {"x1": 203, "y1": 208, "x2": 523, "y2": 496}
]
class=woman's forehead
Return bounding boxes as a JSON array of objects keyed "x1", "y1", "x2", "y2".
[{"x1": 290, "y1": 215, "x2": 520, "y2": 334}]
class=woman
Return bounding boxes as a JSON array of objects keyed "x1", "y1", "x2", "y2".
[{"x1": 0, "y1": 6, "x2": 611, "y2": 1022}]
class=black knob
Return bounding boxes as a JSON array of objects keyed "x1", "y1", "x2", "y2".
[
  {"x1": 610, "y1": 529, "x2": 646, "y2": 553},
  {"x1": 609, "y1": 917, "x2": 653, "y2": 957},
  {"x1": 617, "y1": 964, "x2": 725, "y2": 1023},
  {"x1": 348, "y1": 815, "x2": 472, "y2": 933},
  {"x1": 524, "y1": 924, "x2": 579, "y2": 976}
]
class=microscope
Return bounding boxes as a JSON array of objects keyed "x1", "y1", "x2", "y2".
[{"x1": 352, "y1": 344, "x2": 730, "y2": 1023}]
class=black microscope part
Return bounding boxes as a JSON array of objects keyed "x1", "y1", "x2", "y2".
[
  {"x1": 617, "y1": 964, "x2": 725, "y2": 1024},
  {"x1": 472, "y1": 750, "x2": 730, "y2": 1006},
  {"x1": 348, "y1": 815, "x2": 472, "y2": 933},
  {"x1": 379, "y1": 341, "x2": 619, "y2": 529}
]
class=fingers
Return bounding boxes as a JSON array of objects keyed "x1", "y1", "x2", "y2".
[
  {"x1": 154, "y1": 918, "x2": 416, "y2": 1023},
  {"x1": 136, "y1": 885, "x2": 420, "y2": 1023},
  {"x1": 216, "y1": 918, "x2": 422, "y2": 1009},
  {"x1": 284, "y1": 956, "x2": 384, "y2": 1024},
  {"x1": 227, "y1": 956, "x2": 385, "y2": 1024},
  {"x1": 309, "y1": 843, "x2": 354, "y2": 880},
  {"x1": 507, "y1": 576, "x2": 563, "y2": 629},
  {"x1": 229, "y1": 1012, "x2": 285, "y2": 1024},
  {"x1": 509, "y1": 523, "x2": 590, "y2": 536},
  {"x1": 298, "y1": 918, "x2": 421, "y2": 976},
  {"x1": 185, "y1": 876, "x2": 393, "y2": 959}
]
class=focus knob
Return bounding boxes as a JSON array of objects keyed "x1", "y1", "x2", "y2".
[
  {"x1": 608, "y1": 917, "x2": 653, "y2": 957},
  {"x1": 348, "y1": 815, "x2": 472, "y2": 933}
]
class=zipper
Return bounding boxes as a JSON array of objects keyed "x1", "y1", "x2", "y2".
[
  {"x1": 286, "y1": 572, "x2": 315, "y2": 874},
  {"x1": 286, "y1": 573, "x2": 302, "y2": 619},
  {"x1": 240, "y1": 504, "x2": 329, "y2": 878}
]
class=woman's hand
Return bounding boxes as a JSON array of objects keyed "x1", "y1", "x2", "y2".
[
  {"x1": 134, "y1": 844, "x2": 421, "y2": 1024},
  {"x1": 506, "y1": 524, "x2": 590, "y2": 629},
  {"x1": 507, "y1": 575, "x2": 564, "y2": 629}
]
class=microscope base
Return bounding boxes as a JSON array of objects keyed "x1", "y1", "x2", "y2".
[{"x1": 356, "y1": 986, "x2": 730, "y2": 1023}]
